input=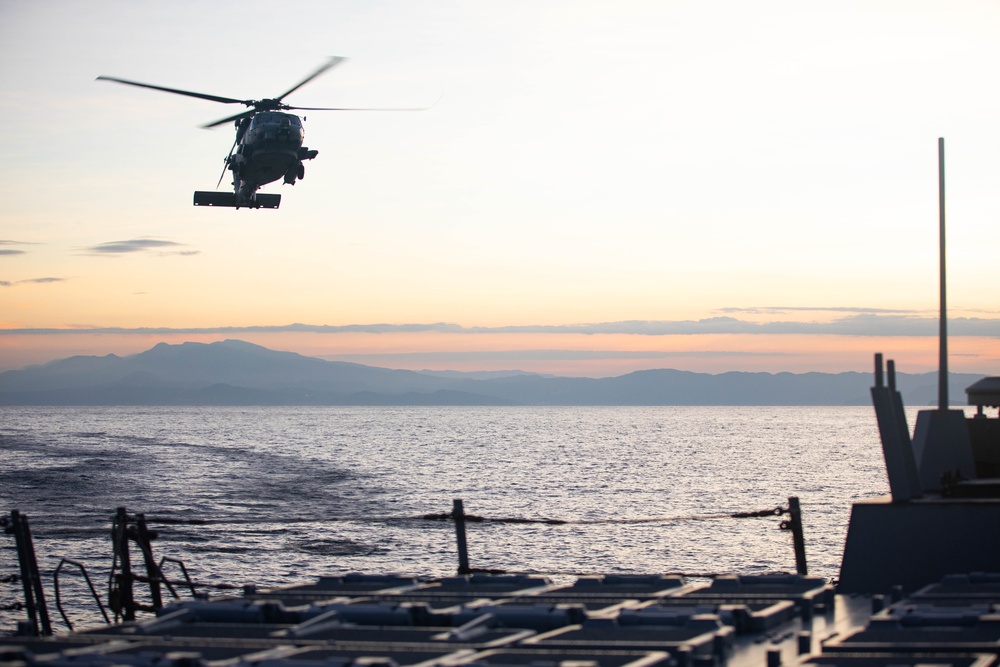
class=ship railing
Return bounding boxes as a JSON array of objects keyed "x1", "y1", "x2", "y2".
[
  {"x1": 53, "y1": 557, "x2": 110, "y2": 631},
  {"x1": 3, "y1": 497, "x2": 807, "y2": 633},
  {"x1": 443, "y1": 496, "x2": 808, "y2": 578}
]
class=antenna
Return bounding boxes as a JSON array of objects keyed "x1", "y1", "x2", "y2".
[
  {"x1": 910, "y1": 137, "x2": 974, "y2": 490},
  {"x1": 938, "y1": 137, "x2": 948, "y2": 410}
]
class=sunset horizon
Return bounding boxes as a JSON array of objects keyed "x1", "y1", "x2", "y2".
[
  {"x1": 3, "y1": 2, "x2": 999, "y2": 379},
  {"x1": 1, "y1": 316, "x2": 996, "y2": 378}
]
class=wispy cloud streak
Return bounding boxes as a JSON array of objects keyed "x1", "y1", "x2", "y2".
[
  {"x1": 0, "y1": 240, "x2": 37, "y2": 257},
  {"x1": 0, "y1": 314, "x2": 997, "y2": 336},
  {"x1": 0, "y1": 277, "x2": 66, "y2": 288},
  {"x1": 720, "y1": 306, "x2": 922, "y2": 315},
  {"x1": 81, "y1": 238, "x2": 198, "y2": 256},
  {"x1": 331, "y1": 349, "x2": 786, "y2": 363}
]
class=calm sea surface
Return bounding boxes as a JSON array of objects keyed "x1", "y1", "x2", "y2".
[{"x1": 0, "y1": 405, "x2": 910, "y2": 632}]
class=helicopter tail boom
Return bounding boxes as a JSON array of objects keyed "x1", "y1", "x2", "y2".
[{"x1": 193, "y1": 191, "x2": 280, "y2": 209}]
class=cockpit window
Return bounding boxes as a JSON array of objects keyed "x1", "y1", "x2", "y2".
[{"x1": 252, "y1": 112, "x2": 301, "y2": 126}]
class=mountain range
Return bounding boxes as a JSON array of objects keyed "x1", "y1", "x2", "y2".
[{"x1": 0, "y1": 339, "x2": 986, "y2": 406}]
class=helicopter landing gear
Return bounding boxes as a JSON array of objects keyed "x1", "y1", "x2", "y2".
[
  {"x1": 283, "y1": 161, "x2": 306, "y2": 185},
  {"x1": 230, "y1": 154, "x2": 246, "y2": 189},
  {"x1": 284, "y1": 147, "x2": 317, "y2": 185},
  {"x1": 194, "y1": 190, "x2": 280, "y2": 209}
]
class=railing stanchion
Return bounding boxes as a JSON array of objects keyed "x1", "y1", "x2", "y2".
[
  {"x1": 453, "y1": 499, "x2": 471, "y2": 575},
  {"x1": 788, "y1": 496, "x2": 808, "y2": 575},
  {"x1": 6, "y1": 510, "x2": 52, "y2": 636}
]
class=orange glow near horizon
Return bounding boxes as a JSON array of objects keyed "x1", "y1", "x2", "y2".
[{"x1": 2, "y1": 331, "x2": 997, "y2": 378}]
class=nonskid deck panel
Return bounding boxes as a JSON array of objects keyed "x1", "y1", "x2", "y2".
[{"x1": 4, "y1": 572, "x2": 1000, "y2": 667}]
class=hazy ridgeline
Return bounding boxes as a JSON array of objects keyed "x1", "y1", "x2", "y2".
[{"x1": 0, "y1": 340, "x2": 984, "y2": 406}]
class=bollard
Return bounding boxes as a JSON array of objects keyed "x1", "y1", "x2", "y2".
[
  {"x1": 767, "y1": 647, "x2": 782, "y2": 667},
  {"x1": 453, "y1": 499, "x2": 471, "y2": 575},
  {"x1": 797, "y1": 631, "x2": 812, "y2": 655}
]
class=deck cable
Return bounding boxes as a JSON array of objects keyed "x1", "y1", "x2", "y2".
[{"x1": 145, "y1": 505, "x2": 787, "y2": 527}]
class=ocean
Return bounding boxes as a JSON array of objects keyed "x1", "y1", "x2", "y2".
[{"x1": 0, "y1": 405, "x2": 907, "y2": 633}]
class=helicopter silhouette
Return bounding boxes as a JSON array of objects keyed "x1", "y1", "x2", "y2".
[{"x1": 98, "y1": 57, "x2": 425, "y2": 209}]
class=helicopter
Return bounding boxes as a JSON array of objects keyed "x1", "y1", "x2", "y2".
[{"x1": 97, "y1": 57, "x2": 424, "y2": 209}]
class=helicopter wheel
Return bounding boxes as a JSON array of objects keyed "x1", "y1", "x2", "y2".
[{"x1": 285, "y1": 163, "x2": 305, "y2": 185}]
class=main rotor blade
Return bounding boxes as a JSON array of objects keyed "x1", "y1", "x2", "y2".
[
  {"x1": 287, "y1": 105, "x2": 435, "y2": 111},
  {"x1": 288, "y1": 91, "x2": 442, "y2": 113},
  {"x1": 274, "y1": 56, "x2": 346, "y2": 102},
  {"x1": 202, "y1": 109, "x2": 255, "y2": 129},
  {"x1": 96, "y1": 76, "x2": 248, "y2": 105}
]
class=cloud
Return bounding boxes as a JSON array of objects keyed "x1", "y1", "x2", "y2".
[
  {"x1": 0, "y1": 277, "x2": 66, "y2": 288},
  {"x1": 328, "y1": 349, "x2": 786, "y2": 364},
  {"x1": 82, "y1": 238, "x2": 197, "y2": 256},
  {"x1": 474, "y1": 318, "x2": 759, "y2": 335},
  {"x1": 0, "y1": 240, "x2": 37, "y2": 257},
  {"x1": 23, "y1": 277, "x2": 65, "y2": 284},
  {"x1": 0, "y1": 314, "x2": 997, "y2": 337},
  {"x1": 719, "y1": 306, "x2": 921, "y2": 315},
  {"x1": 821, "y1": 314, "x2": 999, "y2": 337}
]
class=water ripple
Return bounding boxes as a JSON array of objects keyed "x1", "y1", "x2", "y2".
[{"x1": 0, "y1": 405, "x2": 896, "y2": 632}]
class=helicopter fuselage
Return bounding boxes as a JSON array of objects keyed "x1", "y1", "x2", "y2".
[{"x1": 229, "y1": 112, "x2": 318, "y2": 207}]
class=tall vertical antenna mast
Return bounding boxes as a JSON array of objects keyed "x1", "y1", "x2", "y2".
[{"x1": 938, "y1": 137, "x2": 948, "y2": 410}]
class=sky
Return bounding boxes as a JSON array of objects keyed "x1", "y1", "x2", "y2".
[{"x1": 1, "y1": 0, "x2": 999, "y2": 378}]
